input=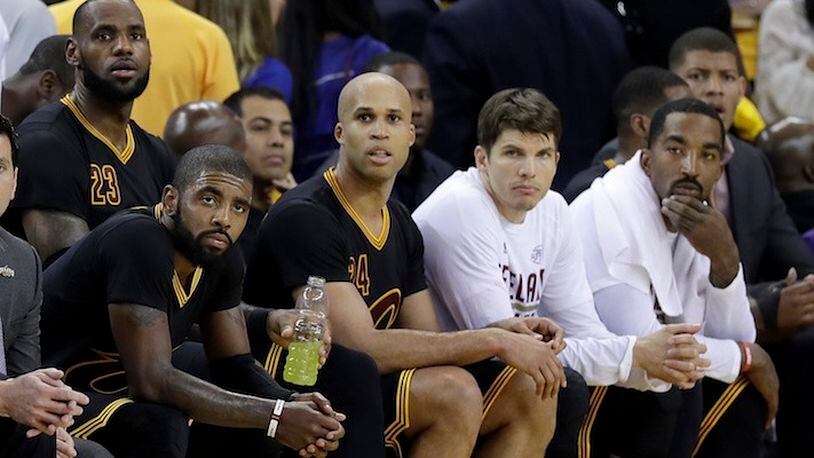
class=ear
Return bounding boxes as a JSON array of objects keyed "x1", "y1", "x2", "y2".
[
  {"x1": 37, "y1": 70, "x2": 62, "y2": 101},
  {"x1": 474, "y1": 145, "x2": 488, "y2": 170},
  {"x1": 334, "y1": 122, "x2": 344, "y2": 145},
  {"x1": 65, "y1": 38, "x2": 80, "y2": 67},
  {"x1": 554, "y1": 151, "x2": 561, "y2": 166},
  {"x1": 161, "y1": 185, "x2": 179, "y2": 216},
  {"x1": 630, "y1": 113, "x2": 649, "y2": 139},
  {"x1": 737, "y1": 75, "x2": 747, "y2": 99},
  {"x1": 9, "y1": 167, "x2": 17, "y2": 202},
  {"x1": 408, "y1": 123, "x2": 416, "y2": 148},
  {"x1": 640, "y1": 149, "x2": 653, "y2": 177}
]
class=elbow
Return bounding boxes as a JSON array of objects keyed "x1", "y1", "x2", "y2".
[{"x1": 127, "y1": 367, "x2": 170, "y2": 403}]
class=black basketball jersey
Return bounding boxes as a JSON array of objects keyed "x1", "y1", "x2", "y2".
[
  {"x1": 243, "y1": 168, "x2": 426, "y2": 330},
  {"x1": 12, "y1": 96, "x2": 176, "y2": 229},
  {"x1": 41, "y1": 205, "x2": 244, "y2": 375}
]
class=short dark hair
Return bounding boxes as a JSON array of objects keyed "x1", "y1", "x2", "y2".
[
  {"x1": 0, "y1": 115, "x2": 19, "y2": 167},
  {"x1": 18, "y1": 35, "x2": 74, "y2": 87},
  {"x1": 172, "y1": 144, "x2": 253, "y2": 192},
  {"x1": 362, "y1": 51, "x2": 421, "y2": 73},
  {"x1": 668, "y1": 27, "x2": 742, "y2": 75},
  {"x1": 223, "y1": 87, "x2": 286, "y2": 116},
  {"x1": 647, "y1": 98, "x2": 725, "y2": 149},
  {"x1": 477, "y1": 88, "x2": 561, "y2": 152},
  {"x1": 72, "y1": 0, "x2": 137, "y2": 34},
  {"x1": 612, "y1": 66, "x2": 688, "y2": 131}
]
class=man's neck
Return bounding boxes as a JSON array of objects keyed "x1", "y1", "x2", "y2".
[
  {"x1": 251, "y1": 176, "x2": 273, "y2": 212},
  {"x1": 159, "y1": 213, "x2": 197, "y2": 281},
  {"x1": 71, "y1": 82, "x2": 133, "y2": 148},
  {"x1": 615, "y1": 136, "x2": 641, "y2": 164},
  {"x1": 333, "y1": 162, "x2": 394, "y2": 220}
]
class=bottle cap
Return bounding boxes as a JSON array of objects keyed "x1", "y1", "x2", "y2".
[{"x1": 307, "y1": 276, "x2": 326, "y2": 288}]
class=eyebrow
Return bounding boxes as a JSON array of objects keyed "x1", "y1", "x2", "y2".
[
  {"x1": 248, "y1": 116, "x2": 292, "y2": 126},
  {"x1": 353, "y1": 106, "x2": 406, "y2": 115},
  {"x1": 663, "y1": 134, "x2": 687, "y2": 144},
  {"x1": 703, "y1": 142, "x2": 723, "y2": 151}
]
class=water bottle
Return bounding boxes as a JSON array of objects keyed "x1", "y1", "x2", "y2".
[{"x1": 283, "y1": 276, "x2": 328, "y2": 386}]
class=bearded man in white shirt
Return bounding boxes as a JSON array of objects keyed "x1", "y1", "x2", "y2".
[
  {"x1": 570, "y1": 98, "x2": 779, "y2": 458},
  {"x1": 414, "y1": 88, "x2": 712, "y2": 458}
]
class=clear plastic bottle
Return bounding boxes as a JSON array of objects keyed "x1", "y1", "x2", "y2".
[{"x1": 283, "y1": 276, "x2": 328, "y2": 386}]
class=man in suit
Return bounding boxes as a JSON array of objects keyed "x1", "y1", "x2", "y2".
[
  {"x1": 669, "y1": 27, "x2": 814, "y2": 456},
  {"x1": 0, "y1": 114, "x2": 107, "y2": 457}
]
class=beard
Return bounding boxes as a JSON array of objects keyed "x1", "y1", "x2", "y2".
[
  {"x1": 170, "y1": 207, "x2": 233, "y2": 266},
  {"x1": 81, "y1": 63, "x2": 150, "y2": 103}
]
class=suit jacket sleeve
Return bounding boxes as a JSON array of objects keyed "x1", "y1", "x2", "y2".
[{"x1": 5, "y1": 244, "x2": 42, "y2": 376}]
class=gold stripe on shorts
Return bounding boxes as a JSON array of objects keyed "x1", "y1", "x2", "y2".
[
  {"x1": 384, "y1": 368, "x2": 416, "y2": 458},
  {"x1": 69, "y1": 398, "x2": 134, "y2": 439},
  {"x1": 578, "y1": 385, "x2": 608, "y2": 458},
  {"x1": 481, "y1": 366, "x2": 518, "y2": 421},
  {"x1": 264, "y1": 343, "x2": 285, "y2": 378},
  {"x1": 692, "y1": 376, "x2": 750, "y2": 456}
]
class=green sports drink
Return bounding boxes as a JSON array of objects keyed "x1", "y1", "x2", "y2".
[
  {"x1": 282, "y1": 276, "x2": 328, "y2": 386},
  {"x1": 283, "y1": 340, "x2": 322, "y2": 386}
]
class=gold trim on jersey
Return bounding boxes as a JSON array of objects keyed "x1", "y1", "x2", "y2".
[
  {"x1": 264, "y1": 343, "x2": 285, "y2": 377},
  {"x1": 69, "y1": 397, "x2": 134, "y2": 439},
  {"x1": 61, "y1": 95, "x2": 136, "y2": 164},
  {"x1": 323, "y1": 168, "x2": 391, "y2": 251},
  {"x1": 481, "y1": 366, "x2": 518, "y2": 421},
  {"x1": 602, "y1": 158, "x2": 618, "y2": 170},
  {"x1": 578, "y1": 385, "x2": 608, "y2": 458},
  {"x1": 384, "y1": 368, "x2": 416, "y2": 458},
  {"x1": 692, "y1": 376, "x2": 750, "y2": 456},
  {"x1": 152, "y1": 203, "x2": 205, "y2": 307}
]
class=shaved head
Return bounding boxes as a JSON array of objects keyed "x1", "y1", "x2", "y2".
[
  {"x1": 164, "y1": 101, "x2": 246, "y2": 158},
  {"x1": 73, "y1": 0, "x2": 140, "y2": 35},
  {"x1": 337, "y1": 72, "x2": 412, "y2": 123}
]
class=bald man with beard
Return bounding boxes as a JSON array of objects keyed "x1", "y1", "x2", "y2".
[{"x1": 244, "y1": 72, "x2": 565, "y2": 457}]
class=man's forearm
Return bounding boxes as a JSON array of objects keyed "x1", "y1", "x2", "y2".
[
  {"x1": 343, "y1": 328, "x2": 504, "y2": 374},
  {"x1": 153, "y1": 366, "x2": 278, "y2": 430}
]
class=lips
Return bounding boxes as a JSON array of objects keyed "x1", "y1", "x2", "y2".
[
  {"x1": 262, "y1": 154, "x2": 285, "y2": 167},
  {"x1": 109, "y1": 60, "x2": 138, "y2": 78},
  {"x1": 670, "y1": 181, "x2": 703, "y2": 198},
  {"x1": 367, "y1": 147, "x2": 392, "y2": 165},
  {"x1": 512, "y1": 183, "x2": 541, "y2": 195},
  {"x1": 203, "y1": 233, "x2": 230, "y2": 249}
]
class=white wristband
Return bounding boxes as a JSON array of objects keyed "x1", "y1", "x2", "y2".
[{"x1": 266, "y1": 400, "x2": 285, "y2": 438}]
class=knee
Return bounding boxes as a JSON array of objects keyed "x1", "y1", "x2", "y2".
[
  {"x1": 115, "y1": 402, "x2": 189, "y2": 458},
  {"x1": 504, "y1": 371, "x2": 558, "y2": 438},
  {"x1": 559, "y1": 368, "x2": 590, "y2": 423},
  {"x1": 415, "y1": 367, "x2": 483, "y2": 426}
]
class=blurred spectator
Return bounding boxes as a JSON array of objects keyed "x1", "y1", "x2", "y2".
[
  {"x1": 764, "y1": 118, "x2": 814, "y2": 234},
  {"x1": 317, "y1": 52, "x2": 453, "y2": 212},
  {"x1": 423, "y1": 0, "x2": 629, "y2": 188},
  {"x1": 224, "y1": 88, "x2": 296, "y2": 259},
  {"x1": 0, "y1": 0, "x2": 57, "y2": 77},
  {"x1": 730, "y1": 0, "x2": 771, "y2": 82},
  {"x1": 196, "y1": 0, "x2": 293, "y2": 103},
  {"x1": 597, "y1": 0, "x2": 732, "y2": 68},
  {"x1": 563, "y1": 67, "x2": 691, "y2": 202},
  {"x1": 755, "y1": 0, "x2": 814, "y2": 124},
  {"x1": 373, "y1": 0, "x2": 439, "y2": 58},
  {"x1": 13, "y1": 0, "x2": 176, "y2": 263},
  {"x1": 163, "y1": 100, "x2": 245, "y2": 159},
  {"x1": 1, "y1": 35, "x2": 73, "y2": 126},
  {"x1": 50, "y1": 0, "x2": 240, "y2": 136},
  {"x1": 278, "y1": 0, "x2": 389, "y2": 180}
]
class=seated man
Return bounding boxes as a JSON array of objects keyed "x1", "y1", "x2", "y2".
[
  {"x1": 669, "y1": 28, "x2": 814, "y2": 454},
  {"x1": 11, "y1": 0, "x2": 176, "y2": 263},
  {"x1": 571, "y1": 99, "x2": 779, "y2": 458},
  {"x1": 763, "y1": 119, "x2": 814, "y2": 235},
  {"x1": 244, "y1": 73, "x2": 566, "y2": 457},
  {"x1": 1, "y1": 35, "x2": 74, "y2": 127},
  {"x1": 223, "y1": 88, "x2": 299, "y2": 258},
  {"x1": 562, "y1": 67, "x2": 691, "y2": 202},
  {"x1": 317, "y1": 51, "x2": 455, "y2": 211},
  {"x1": 40, "y1": 145, "x2": 344, "y2": 458},
  {"x1": 413, "y1": 88, "x2": 709, "y2": 457},
  {"x1": 163, "y1": 98, "x2": 386, "y2": 458},
  {"x1": 0, "y1": 114, "x2": 105, "y2": 458}
]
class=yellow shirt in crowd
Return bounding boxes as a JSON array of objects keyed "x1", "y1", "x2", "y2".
[{"x1": 50, "y1": 0, "x2": 240, "y2": 137}]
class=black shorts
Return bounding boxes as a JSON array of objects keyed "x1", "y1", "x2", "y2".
[{"x1": 379, "y1": 359, "x2": 517, "y2": 458}]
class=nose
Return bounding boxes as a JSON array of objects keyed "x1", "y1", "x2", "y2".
[
  {"x1": 210, "y1": 204, "x2": 232, "y2": 230},
  {"x1": 518, "y1": 155, "x2": 537, "y2": 178},
  {"x1": 706, "y1": 74, "x2": 723, "y2": 96},
  {"x1": 370, "y1": 117, "x2": 388, "y2": 140},
  {"x1": 112, "y1": 33, "x2": 134, "y2": 56},
  {"x1": 268, "y1": 127, "x2": 284, "y2": 148},
  {"x1": 412, "y1": 96, "x2": 423, "y2": 118},
  {"x1": 681, "y1": 151, "x2": 700, "y2": 177}
]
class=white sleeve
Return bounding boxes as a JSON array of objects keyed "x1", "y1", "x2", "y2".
[
  {"x1": 541, "y1": 205, "x2": 642, "y2": 388},
  {"x1": 757, "y1": 1, "x2": 814, "y2": 120},
  {"x1": 4, "y1": 2, "x2": 57, "y2": 77},
  {"x1": 416, "y1": 196, "x2": 514, "y2": 331}
]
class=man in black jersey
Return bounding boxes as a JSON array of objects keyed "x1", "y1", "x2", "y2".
[
  {"x1": 41, "y1": 145, "x2": 345, "y2": 458},
  {"x1": 162, "y1": 98, "x2": 387, "y2": 458},
  {"x1": 245, "y1": 73, "x2": 566, "y2": 457},
  {"x1": 10, "y1": 0, "x2": 175, "y2": 264}
]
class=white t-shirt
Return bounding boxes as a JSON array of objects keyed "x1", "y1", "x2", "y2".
[{"x1": 414, "y1": 168, "x2": 657, "y2": 389}]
